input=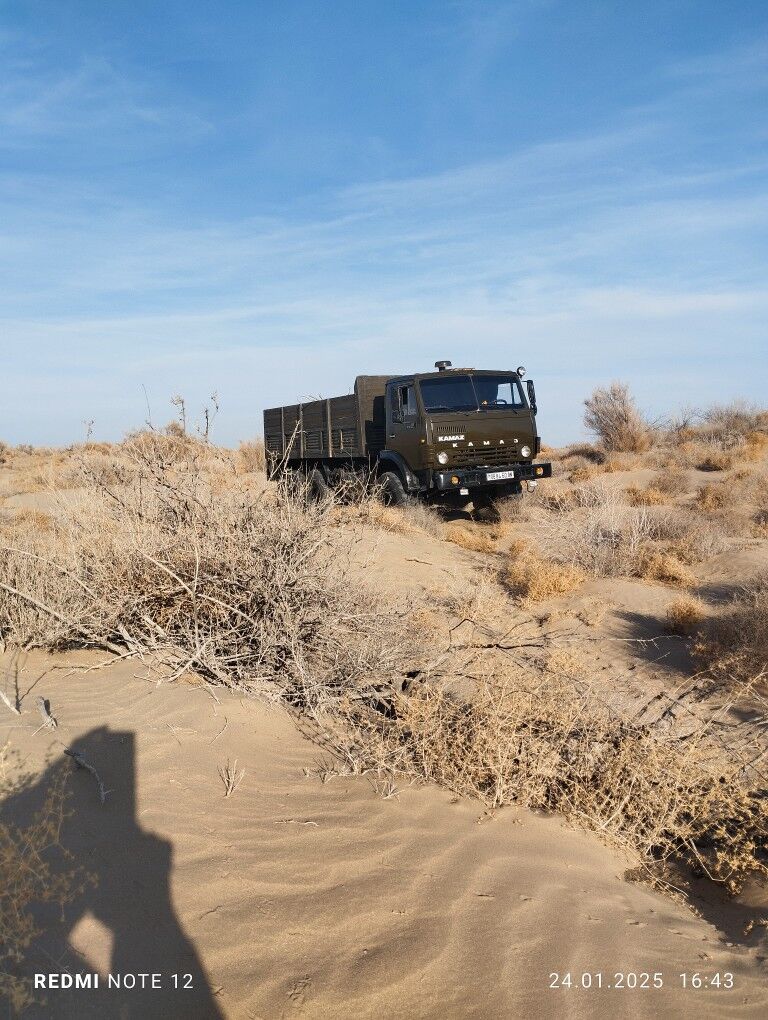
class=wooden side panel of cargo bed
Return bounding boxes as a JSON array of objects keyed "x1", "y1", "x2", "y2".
[{"x1": 263, "y1": 394, "x2": 363, "y2": 460}]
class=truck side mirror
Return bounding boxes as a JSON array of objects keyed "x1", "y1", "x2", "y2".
[{"x1": 526, "y1": 379, "x2": 537, "y2": 415}]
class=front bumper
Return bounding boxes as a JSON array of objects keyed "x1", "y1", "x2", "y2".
[{"x1": 432, "y1": 461, "x2": 552, "y2": 491}]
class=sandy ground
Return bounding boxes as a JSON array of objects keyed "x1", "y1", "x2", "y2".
[{"x1": 2, "y1": 649, "x2": 767, "y2": 1020}]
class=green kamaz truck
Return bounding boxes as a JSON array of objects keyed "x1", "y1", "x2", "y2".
[{"x1": 263, "y1": 361, "x2": 552, "y2": 510}]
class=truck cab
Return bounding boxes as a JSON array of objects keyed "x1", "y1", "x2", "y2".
[{"x1": 382, "y1": 362, "x2": 551, "y2": 504}]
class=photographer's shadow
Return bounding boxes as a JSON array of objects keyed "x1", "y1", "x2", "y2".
[{"x1": 1, "y1": 726, "x2": 224, "y2": 1019}]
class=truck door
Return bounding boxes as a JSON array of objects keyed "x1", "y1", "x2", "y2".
[{"x1": 386, "y1": 379, "x2": 420, "y2": 466}]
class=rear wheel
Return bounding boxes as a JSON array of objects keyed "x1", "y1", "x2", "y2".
[
  {"x1": 308, "y1": 467, "x2": 330, "y2": 501},
  {"x1": 380, "y1": 470, "x2": 412, "y2": 507}
]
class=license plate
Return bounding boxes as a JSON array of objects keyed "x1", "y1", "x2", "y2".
[{"x1": 485, "y1": 469, "x2": 516, "y2": 481}]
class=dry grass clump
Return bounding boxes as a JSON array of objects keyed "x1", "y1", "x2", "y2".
[
  {"x1": 662, "y1": 402, "x2": 768, "y2": 474},
  {"x1": 345, "y1": 668, "x2": 768, "y2": 894},
  {"x1": 635, "y1": 549, "x2": 696, "y2": 588},
  {"x1": 336, "y1": 497, "x2": 444, "y2": 540},
  {"x1": 584, "y1": 382, "x2": 651, "y2": 453},
  {"x1": 651, "y1": 470, "x2": 690, "y2": 496},
  {"x1": 694, "y1": 446, "x2": 735, "y2": 472},
  {"x1": 696, "y1": 482, "x2": 729, "y2": 511},
  {"x1": 665, "y1": 595, "x2": 706, "y2": 635},
  {"x1": 569, "y1": 463, "x2": 600, "y2": 483},
  {"x1": 531, "y1": 482, "x2": 726, "y2": 582},
  {"x1": 445, "y1": 525, "x2": 497, "y2": 555},
  {"x1": 501, "y1": 539, "x2": 584, "y2": 602},
  {"x1": 0, "y1": 438, "x2": 407, "y2": 709},
  {"x1": 237, "y1": 439, "x2": 266, "y2": 474},
  {"x1": 625, "y1": 484, "x2": 669, "y2": 506},
  {"x1": 694, "y1": 575, "x2": 768, "y2": 689},
  {"x1": 0, "y1": 756, "x2": 93, "y2": 1012}
]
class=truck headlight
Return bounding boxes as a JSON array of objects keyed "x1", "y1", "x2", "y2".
[
  {"x1": 437, "y1": 451, "x2": 449, "y2": 465},
  {"x1": 520, "y1": 445, "x2": 531, "y2": 458}
]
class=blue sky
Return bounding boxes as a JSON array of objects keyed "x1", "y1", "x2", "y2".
[{"x1": 1, "y1": 0, "x2": 766, "y2": 446}]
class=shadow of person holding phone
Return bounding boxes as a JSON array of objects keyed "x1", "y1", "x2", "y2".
[{"x1": 1, "y1": 726, "x2": 224, "y2": 1019}]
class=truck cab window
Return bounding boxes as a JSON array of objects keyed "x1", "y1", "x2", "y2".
[{"x1": 400, "y1": 384, "x2": 416, "y2": 418}]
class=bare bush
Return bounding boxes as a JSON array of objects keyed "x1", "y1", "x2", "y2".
[
  {"x1": 700, "y1": 401, "x2": 768, "y2": 444},
  {"x1": 625, "y1": 484, "x2": 669, "y2": 506},
  {"x1": 694, "y1": 575, "x2": 768, "y2": 689},
  {"x1": 338, "y1": 667, "x2": 768, "y2": 894},
  {"x1": 501, "y1": 539, "x2": 584, "y2": 602},
  {"x1": 666, "y1": 596, "x2": 706, "y2": 636},
  {"x1": 531, "y1": 483, "x2": 727, "y2": 580},
  {"x1": 0, "y1": 756, "x2": 93, "y2": 1011},
  {"x1": 583, "y1": 382, "x2": 651, "y2": 453},
  {"x1": 0, "y1": 437, "x2": 407, "y2": 711},
  {"x1": 445, "y1": 526, "x2": 497, "y2": 555},
  {"x1": 237, "y1": 439, "x2": 266, "y2": 474}
]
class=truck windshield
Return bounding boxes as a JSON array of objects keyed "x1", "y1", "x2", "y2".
[
  {"x1": 419, "y1": 374, "x2": 526, "y2": 412},
  {"x1": 473, "y1": 375, "x2": 526, "y2": 409},
  {"x1": 419, "y1": 376, "x2": 478, "y2": 412}
]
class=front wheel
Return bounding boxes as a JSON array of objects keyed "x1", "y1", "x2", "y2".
[
  {"x1": 472, "y1": 494, "x2": 501, "y2": 523},
  {"x1": 380, "y1": 471, "x2": 412, "y2": 507}
]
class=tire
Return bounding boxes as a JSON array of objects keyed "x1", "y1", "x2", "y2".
[
  {"x1": 472, "y1": 493, "x2": 501, "y2": 523},
  {"x1": 380, "y1": 470, "x2": 412, "y2": 507},
  {"x1": 308, "y1": 467, "x2": 331, "y2": 501}
]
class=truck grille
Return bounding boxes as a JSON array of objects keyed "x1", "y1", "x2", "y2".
[{"x1": 441, "y1": 446, "x2": 522, "y2": 467}]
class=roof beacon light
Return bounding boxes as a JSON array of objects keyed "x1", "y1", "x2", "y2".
[
  {"x1": 435, "y1": 360, "x2": 452, "y2": 372},
  {"x1": 517, "y1": 365, "x2": 526, "y2": 378}
]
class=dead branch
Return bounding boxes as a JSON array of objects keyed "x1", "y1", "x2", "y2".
[{"x1": 65, "y1": 747, "x2": 109, "y2": 804}]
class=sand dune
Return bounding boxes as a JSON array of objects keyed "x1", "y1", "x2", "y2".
[{"x1": 2, "y1": 649, "x2": 766, "y2": 1019}]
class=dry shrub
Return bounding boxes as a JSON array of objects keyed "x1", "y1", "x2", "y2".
[
  {"x1": 545, "y1": 648, "x2": 589, "y2": 679},
  {"x1": 438, "y1": 570, "x2": 510, "y2": 634},
  {"x1": 348, "y1": 669, "x2": 768, "y2": 894},
  {"x1": 663, "y1": 402, "x2": 768, "y2": 475},
  {"x1": 696, "y1": 447, "x2": 734, "y2": 472},
  {"x1": 530, "y1": 482, "x2": 726, "y2": 581},
  {"x1": 744, "y1": 430, "x2": 768, "y2": 460},
  {"x1": 569, "y1": 463, "x2": 600, "y2": 483},
  {"x1": 626, "y1": 484, "x2": 669, "y2": 506},
  {"x1": 0, "y1": 756, "x2": 93, "y2": 1012},
  {"x1": 700, "y1": 401, "x2": 768, "y2": 444},
  {"x1": 636, "y1": 549, "x2": 695, "y2": 589},
  {"x1": 694, "y1": 575, "x2": 768, "y2": 689},
  {"x1": 753, "y1": 509, "x2": 768, "y2": 538},
  {"x1": 583, "y1": 382, "x2": 651, "y2": 453},
  {"x1": 666, "y1": 596, "x2": 706, "y2": 635},
  {"x1": 696, "y1": 482, "x2": 729, "y2": 511},
  {"x1": 0, "y1": 438, "x2": 407, "y2": 709},
  {"x1": 502, "y1": 539, "x2": 584, "y2": 602},
  {"x1": 652, "y1": 470, "x2": 689, "y2": 496},
  {"x1": 558, "y1": 443, "x2": 605, "y2": 464},
  {"x1": 445, "y1": 526, "x2": 497, "y2": 555},
  {"x1": 237, "y1": 439, "x2": 266, "y2": 474},
  {"x1": 338, "y1": 497, "x2": 443, "y2": 539}
]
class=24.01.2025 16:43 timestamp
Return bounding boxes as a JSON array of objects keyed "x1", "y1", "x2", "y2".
[{"x1": 548, "y1": 972, "x2": 734, "y2": 990}]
